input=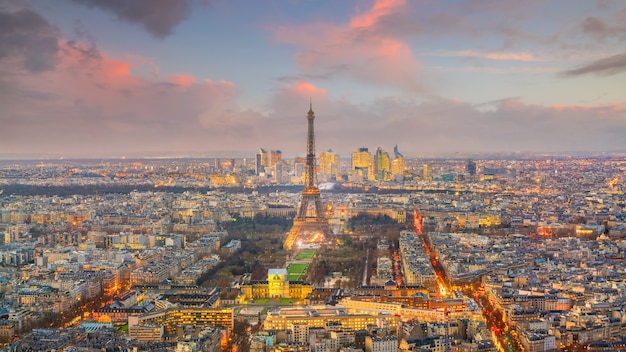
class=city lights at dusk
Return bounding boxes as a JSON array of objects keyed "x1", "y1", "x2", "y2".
[{"x1": 2, "y1": 2, "x2": 626, "y2": 351}]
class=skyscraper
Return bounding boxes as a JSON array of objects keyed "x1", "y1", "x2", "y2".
[
  {"x1": 256, "y1": 148, "x2": 282, "y2": 176},
  {"x1": 374, "y1": 147, "x2": 391, "y2": 181},
  {"x1": 284, "y1": 104, "x2": 330, "y2": 250},
  {"x1": 269, "y1": 150, "x2": 282, "y2": 168},
  {"x1": 319, "y1": 149, "x2": 340, "y2": 181},
  {"x1": 351, "y1": 147, "x2": 372, "y2": 180},
  {"x1": 423, "y1": 164, "x2": 433, "y2": 181},
  {"x1": 466, "y1": 159, "x2": 477, "y2": 176},
  {"x1": 255, "y1": 148, "x2": 267, "y2": 175},
  {"x1": 391, "y1": 145, "x2": 405, "y2": 181}
]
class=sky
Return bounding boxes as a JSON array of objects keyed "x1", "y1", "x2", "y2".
[{"x1": 1, "y1": 0, "x2": 625, "y2": 159}]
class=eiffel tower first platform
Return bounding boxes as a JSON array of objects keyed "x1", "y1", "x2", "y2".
[{"x1": 284, "y1": 103, "x2": 330, "y2": 250}]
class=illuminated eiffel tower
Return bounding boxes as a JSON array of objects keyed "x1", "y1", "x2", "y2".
[{"x1": 284, "y1": 103, "x2": 329, "y2": 250}]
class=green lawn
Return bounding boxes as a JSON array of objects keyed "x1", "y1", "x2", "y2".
[
  {"x1": 295, "y1": 249, "x2": 317, "y2": 260},
  {"x1": 286, "y1": 263, "x2": 308, "y2": 281},
  {"x1": 287, "y1": 274, "x2": 302, "y2": 281}
]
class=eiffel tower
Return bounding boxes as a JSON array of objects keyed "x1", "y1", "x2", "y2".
[{"x1": 284, "y1": 103, "x2": 329, "y2": 250}]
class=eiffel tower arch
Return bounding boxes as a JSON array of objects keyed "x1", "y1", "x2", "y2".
[{"x1": 284, "y1": 103, "x2": 330, "y2": 250}]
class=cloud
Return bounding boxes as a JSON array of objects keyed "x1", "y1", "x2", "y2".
[
  {"x1": 273, "y1": 0, "x2": 426, "y2": 93},
  {"x1": 4, "y1": 44, "x2": 626, "y2": 157},
  {"x1": 0, "y1": 8, "x2": 60, "y2": 72},
  {"x1": 0, "y1": 6, "x2": 266, "y2": 156},
  {"x1": 350, "y1": 0, "x2": 405, "y2": 28},
  {"x1": 263, "y1": 95, "x2": 626, "y2": 156},
  {"x1": 581, "y1": 14, "x2": 626, "y2": 41},
  {"x1": 560, "y1": 52, "x2": 626, "y2": 77},
  {"x1": 3, "y1": 4, "x2": 626, "y2": 157},
  {"x1": 1, "y1": 51, "x2": 267, "y2": 155},
  {"x1": 169, "y1": 74, "x2": 195, "y2": 87},
  {"x1": 381, "y1": 98, "x2": 626, "y2": 154},
  {"x1": 291, "y1": 82, "x2": 327, "y2": 98},
  {"x1": 70, "y1": 0, "x2": 204, "y2": 38},
  {"x1": 423, "y1": 50, "x2": 538, "y2": 62}
]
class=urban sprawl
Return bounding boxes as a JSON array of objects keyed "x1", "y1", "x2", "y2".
[{"x1": 1, "y1": 149, "x2": 626, "y2": 352}]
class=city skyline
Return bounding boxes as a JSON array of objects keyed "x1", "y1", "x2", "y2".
[{"x1": 1, "y1": 0, "x2": 625, "y2": 158}]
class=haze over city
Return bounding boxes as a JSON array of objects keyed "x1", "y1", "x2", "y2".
[{"x1": 1, "y1": 0, "x2": 625, "y2": 158}]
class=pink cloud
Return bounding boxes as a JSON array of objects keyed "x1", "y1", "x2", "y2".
[
  {"x1": 1, "y1": 33, "x2": 266, "y2": 155},
  {"x1": 169, "y1": 74, "x2": 195, "y2": 87},
  {"x1": 102, "y1": 59, "x2": 132, "y2": 77},
  {"x1": 501, "y1": 99, "x2": 525, "y2": 109},
  {"x1": 273, "y1": 0, "x2": 424, "y2": 93},
  {"x1": 422, "y1": 50, "x2": 539, "y2": 61},
  {"x1": 456, "y1": 50, "x2": 538, "y2": 61},
  {"x1": 350, "y1": 0, "x2": 405, "y2": 28},
  {"x1": 292, "y1": 81, "x2": 327, "y2": 97},
  {"x1": 551, "y1": 102, "x2": 626, "y2": 113}
]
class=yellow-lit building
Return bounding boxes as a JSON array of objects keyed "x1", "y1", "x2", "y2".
[
  {"x1": 374, "y1": 147, "x2": 391, "y2": 181},
  {"x1": 351, "y1": 148, "x2": 372, "y2": 180},
  {"x1": 423, "y1": 164, "x2": 433, "y2": 181},
  {"x1": 319, "y1": 149, "x2": 340, "y2": 180},
  {"x1": 241, "y1": 269, "x2": 313, "y2": 301},
  {"x1": 209, "y1": 173, "x2": 238, "y2": 186},
  {"x1": 129, "y1": 325, "x2": 163, "y2": 341},
  {"x1": 0, "y1": 321, "x2": 15, "y2": 344},
  {"x1": 263, "y1": 306, "x2": 399, "y2": 331},
  {"x1": 269, "y1": 150, "x2": 282, "y2": 168},
  {"x1": 130, "y1": 307, "x2": 233, "y2": 336},
  {"x1": 478, "y1": 213, "x2": 501, "y2": 227},
  {"x1": 391, "y1": 155, "x2": 404, "y2": 179}
]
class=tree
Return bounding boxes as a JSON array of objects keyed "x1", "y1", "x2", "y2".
[
  {"x1": 218, "y1": 276, "x2": 231, "y2": 288},
  {"x1": 251, "y1": 263, "x2": 267, "y2": 281}
]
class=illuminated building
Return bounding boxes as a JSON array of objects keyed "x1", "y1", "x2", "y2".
[
  {"x1": 241, "y1": 268, "x2": 313, "y2": 300},
  {"x1": 391, "y1": 145, "x2": 405, "y2": 181},
  {"x1": 319, "y1": 149, "x2": 340, "y2": 181},
  {"x1": 284, "y1": 104, "x2": 330, "y2": 250},
  {"x1": 209, "y1": 173, "x2": 238, "y2": 186},
  {"x1": 219, "y1": 159, "x2": 235, "y2": 172},
  {"x1": 365, "y1": 336, "x2": 398, "y2": 352},
  {"x1": 352, "y1": 148, "x2": 372, "y2": 180},
  {"x1": 338, "y1": 297, "x2": 482, "y2": 323},
  {"x1": 129, "y1": 307, "x2": 233, "y2": 336},
  {"x1": 130, "y1": 261, "x2": 175, "y2": 285},
  {"x1": 423, "y1": 164, "x2": 433, "y2": 181},
  {"x1": 0, "y1": 321, "x2": 15, "y2": 344},
  {"x1": 262, "y1": 306, "x2": 399, "y2": 331},
  {"x1": 93, "y1": 305, "x2": 154, "y2": 324},
  {"x1": 255, "y1": 149, "x2": 281, "y2": 175},
  {"x1": 345, "y1": 295, "x2": 467, "y2": 311},
  {"x1": 128, "y1": 325, "x2": 164, "y2": 341},
  {"x1": 256, "y1": 148, "x2": 267, "y2": 175},
  {"x1": 519, "y1": 330, "x2": 556, "y2": 352},
  {"x1": 269, "y1": 150, "x2": 283, "y2": 168},
  {"x1": 374, "y1": 147, "x2": 391, "y2": 181}
]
